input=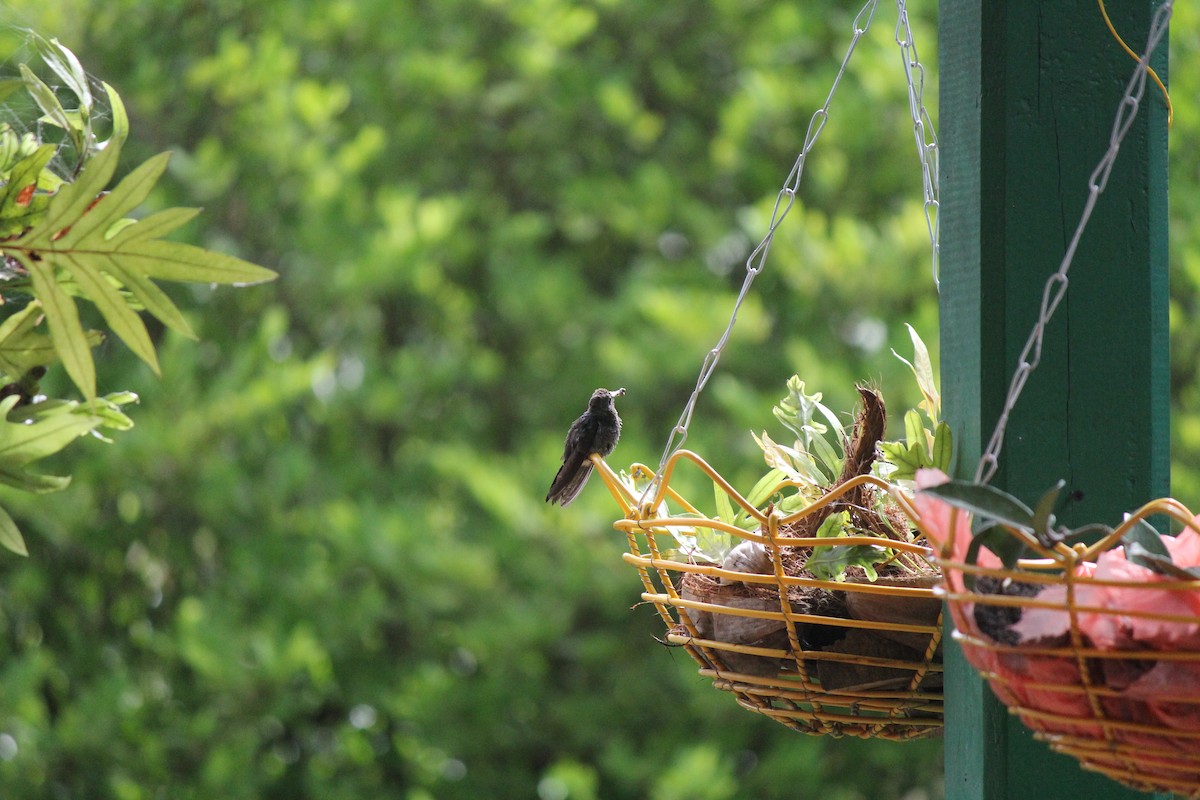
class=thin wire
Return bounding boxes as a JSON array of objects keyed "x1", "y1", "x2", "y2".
[
  {"x1": 895, "y1": 0, "x2": 941, "y2": 289},
  {"x1": 1098, "y1": 0, "x2": 1173, "y2": 127},
  {"x1": 975, "y1": 0, "x2": 1174, "y2": 484},
  {"x1": 640, "y1": 0, "x2": 881, "y2": 506}
]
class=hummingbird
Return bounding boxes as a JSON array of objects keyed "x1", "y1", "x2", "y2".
[{"x1": 546, "y1": 387, "x2": 626, "y2": 506}]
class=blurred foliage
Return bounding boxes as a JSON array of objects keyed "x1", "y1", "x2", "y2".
[{"x1": 21, "y1": 0, "x2": 1200, "y2": 797}]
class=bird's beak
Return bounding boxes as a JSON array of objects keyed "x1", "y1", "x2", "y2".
[{"x1": 614, "y1": 387, "x2": 626, "y2": 397}]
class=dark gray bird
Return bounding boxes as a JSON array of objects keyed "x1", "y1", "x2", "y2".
[{"x1": 546, "y1": 387, "x2": 626, "y2": 506}]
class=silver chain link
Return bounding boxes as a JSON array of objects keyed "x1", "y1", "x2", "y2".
[
  {"x1": 643, "y1": 0, "x2": 887, "y2": 503},
  {"x1": 894, "y1": 0, "x2": 940, "y2": 289},
  {"x1": 975, "y1": 0, "x2": 1174, "y2": 483}
]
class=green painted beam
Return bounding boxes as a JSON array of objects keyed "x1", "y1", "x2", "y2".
[{"x1": 938, "y1": 2, "x2": 1169, "y2": 799}]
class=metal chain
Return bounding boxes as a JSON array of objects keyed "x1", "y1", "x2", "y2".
[
  {"x1": 975, "y1": 0, "x2": 1174, "y2": 484},
  {"x1": 895, "y1": 0, "x2": 941, "y2": 289},
  {"x1": 642, "y1": 0, "x2": 881, "y2": 503}
]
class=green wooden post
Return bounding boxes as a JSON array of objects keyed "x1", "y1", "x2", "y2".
[{"x1": 939, "y1": 2, "x2": 1169, "y2": 799}]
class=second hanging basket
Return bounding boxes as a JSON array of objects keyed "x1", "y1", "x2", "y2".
[{"x1": 915, "y1": 479, "x2": 1200, "y2": 796}]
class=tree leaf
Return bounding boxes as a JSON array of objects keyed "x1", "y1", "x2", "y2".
[
  {"x1": 20, "y1": 253, "x2": 96, "y2": 401},
  {"x1": 18, "y1": 64, "x2": 74, "y2": 138},
  {"x1": 112, "y1": 240, "x2": 278, "y2": 285},
  {"x1": 54, "y1": 152, "x2": 172, "y2": 248},
  {"x1": 57, "y1": 254, "x2": 160, "y2": 373},
  {"x1": 4, "y1": 141, "x2": 275, "y2": 397},
  {"x1": 108, "y1": 207, "x2": 201, "y2": 245},
  {"x1": 0, "y1": 78, "x2": 25, "y2": 104},
  {"x1": 101, "y1": 82, "x2": 129, "y2": 147},
  {"x1": 35, "y1": 126, "x2": 121, "y2": 236},
  {"x1": 0, "y1": 300, "x2": 104, "y2": 378},
  {"x1": 0, "y1": 460, "x2": 71, "y2": 493},
  {"x1": 0, "y1": 144, "x2": 56, "y2": 236},
  {"x1": 0, "y1": 406, "x2": 109, "y2": 464},
  {"x1": 0, "y1": 504, "x2": 28, "y2": 556},
  {"x1": 99, "y1": 257, "x2": 196, "y2": 339},
  {"x1": 33, "y1": 36, "x2": 93, "y2": 116}
]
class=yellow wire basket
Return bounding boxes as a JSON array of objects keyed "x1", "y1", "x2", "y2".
[
  {"x1": 593, "y1": 450, "x2": 944, "y2": 740},
  {"x1": 916, "y1": 485, "x2": 1200, "y2": 796}
]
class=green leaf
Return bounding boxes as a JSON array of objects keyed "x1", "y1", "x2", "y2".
[
  {"x1": 35, "y1": 125, "x2": 121, "y2": 237},
  {"x1": 807, "y1": 544, "x2": 886, "y2": 582},
  {"x1": 815, "y1": 509, "x2": 849, "y2": 539},
  {"x1": 19, "y1": 64, "x2": 75, "y2": 140},
  {"x1": 0, "y1": 144, "x2": 56, "y2": 236},
  {"x1": 57, "y1": 153, "x2": 172, "y2": 248},
  {"x1": 98, "y1": 258, "x2": 196, "y2": 338},
  {"x1": 21, "y1": 252, "x2": 97, "y2": 400},
  {"x1": 1124, "y1": 542, "x2": 1200, "y2": 580},
  {"x1": 714, "y1": 482, "x2": 735, "y2": 524},
  {"x1": 114, "y1": 240, "x2": 278, "y2": 285},
  {"x1": 753, "y1": 430, "x2": 822, "y2": 485},
  {"x1": 811, "y1": 396, "x2": 846, "y2": 445},
  {"x1": 5, "y1": 142, "x2": 275, "y2": 397},
  {"x1": 920, "y1": 480, "x2": 1035, "y2": 532},
  {"x1": 0, "y1": 300, "x2": 104, "y2": 378},
  {"x1": 0, "y1": 504, "x2": 28, "y2": 556},
  {"x1": 903, "y1": 408, "x2": 924, "y2": 450},
  {"x1": 1030, "y1": 480, "x2": 1065, "y2": 538},
  {"x1": 0, "y1": 460, "x2": 71, "y2": 493},
  {"x1": 930, "y1": 421, "x2": 953, "y2": 472},
  {"x1": 745, "y1": 468, "x2": 786, "y2": 508},
  {"x1": 109, "y1": 206, "x2": 201, "y2": 244},
  {"x1": 102, "y1": 82, "x2": 129, "y2": 147},
  {"x1": 807, "y1": 427, "x2": 842, "y2": 481},
  {"x1": 56, "y1": 255, "x2": 159, "y2": 373},
  {"x1": 892, "y1": 323, "x2": 940, "y2": 424},
  {"x1": 1121, "y1": 518, "x2": 1171, "y2": 558},
  {"x1": 965, "y1": 524, "x2": 1029, "y2": 571},
  {"x1": 34, "y1": 37, "x2": 93, "y2": 117},
  {"x1": 879, "y1": 439, "x2": 927, "y2": 481},
  {"x1": 0, "y1": 394, "x2": 133, "y2": 496},
  {"x1": 0, "y1": 405, "x2": 108, "y2": 464},
  {"x1": 0, "y1": 78, "x2": 25, "y2": 104},
  {"x1": 693, "y1": 526, "x2": 735, "y2": 564}
]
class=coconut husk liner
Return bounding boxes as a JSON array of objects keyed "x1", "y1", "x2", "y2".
[
  {"x1": 673, "y1": 386, "x2": 943, "y2": 694},
  {"x1": 677, "y1": 552, "x2": 942, "y2": 693}
]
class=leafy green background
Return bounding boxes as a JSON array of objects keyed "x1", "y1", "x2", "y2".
[{"x1": 0, "y1": 0, "x2": 1196, "y2": 797}]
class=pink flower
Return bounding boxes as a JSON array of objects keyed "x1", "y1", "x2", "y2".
[
  {"x1": 1165, "y1": 523, "x2": 1200, "y2": 567},
  {"x1": 1009, "y1": 561, "x2": 1097, "y2": 644},
  {"x1": 1075, "y1": 546, "x2": 1200, "y2": 650},
  {"x1": 913, "y1": 469, "x2": 977, "y2": 566},
  {"x1": 913, "y1": 469, "x2": 1004, "y2": 639},
  {"x1": 1116, "y1": 658, "x2": 1200, "y2": 733}
]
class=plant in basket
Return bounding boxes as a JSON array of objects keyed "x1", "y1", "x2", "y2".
[
  {"x1": 916, "y1": 474, "x2": 1200, "y2": 780},
  {"x1": 605, "y1": 327, "x2": 948, "y2": 737}
]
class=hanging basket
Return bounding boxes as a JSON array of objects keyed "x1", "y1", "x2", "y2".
[
  {"x1": 916, "y1": 484, "x2": 1200, "y2": 797},
  {"x1": 593, "y1": 451, "x2": 944, "y2": 740}
]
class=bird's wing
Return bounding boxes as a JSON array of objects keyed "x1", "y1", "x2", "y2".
[
  {"x1": 546, "y1": 452, "x2": 594, "y2": 506},
  {"x1": 561, "y1": 412, "x2": 593, "y2": 460}
]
